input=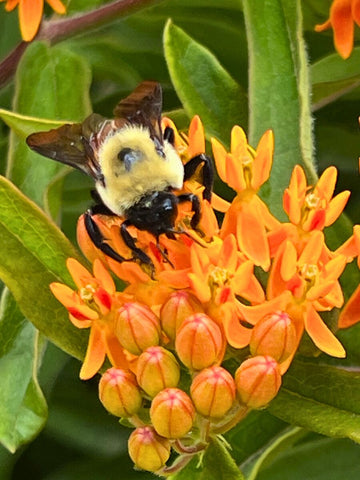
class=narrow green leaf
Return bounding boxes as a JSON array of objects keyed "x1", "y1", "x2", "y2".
[
  {"x1": 224, "y1": 410, "x2": 287, "y2": 464},
  {"x1": 0, "y1": 289, "x2": 47, "y2": 452},
  {"x1": 312, "y1": 47, "x2": 360, "y2": 110},
  {"x1": 6, "y1": 41, "x2": 92, "y2": 213},
  {"x1": 257, "y1": 437, "x2": 360, "y2": 480},
  {"x1": 242, "y1": 427, "x2": 306, "y2": 480},
  {"x1": 170, "y1": 437, "x2": 245, "y2": 480},
  {"x1": 268, "y1": 360, "x2": 360, "y2": 443},
  {"x1": 0, "y1": 176, "x2": 88, "y2": 361},
  {"x1": 243, "y1": 0, "x2": 316, "y2": 218},
  {"x1": 164, "y1": 20, "x2": 247, "y2": 144},
  {"x1": 0, "y1": 110, "x2": 66, "y2": 139}
]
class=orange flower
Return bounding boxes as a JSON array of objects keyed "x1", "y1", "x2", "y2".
[
  {"x1": 267, "y1": 231, "x2": 347, "y2": 358},
  {"x1": 315, "y1": 0, "x2": 360, "y2": 59},
  {"x1": 337, "y1": 225, "x2": 360, "y2": 328},
  {"x1": 1, "y1": 0, "x2": 66, "y2": 42},
  {"x1": 50, "y1": 258, "x2": 129, "y2": 379},
  {"x1": 212, "y1": 127, "x2": 278, "y2": 270},
  {"x1": 188, "y1": 234, "x2": 265, "y2": 306},
  {"x1": 283, "y1": 165, "x2": 350, "y2": 232}
]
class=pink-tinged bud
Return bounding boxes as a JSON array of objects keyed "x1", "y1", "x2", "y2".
[
  {"x1": 115, "y1": 302, "x2": 161, "y2": 355},
  {"x1": 136, "y1": 346, "x2": 180, "y2": 397},
  {"x1": 190, "y1": 366, "x2": 236, "y2": 418},
  {"x1": 175, "y1": 313, "x2": 224, "y2": 370},
  {"x1": 150, "y1": 388, "x2": 195, "y2": 439},
  {"x1": 160, "y1": 291, "x2": 204, "y2": 341},
  {"x1": 98, "y1": 368, "x2": 142, "y2": 417},
  {"x1": 128, "y1": 426, "x2": 171, "y2": 472},
  {"x1": 235, "y1": 355, "x2": 282, "y2": 409},
  {"x1": 250, "y1": 311, "x2": 298, "y2": 363}
]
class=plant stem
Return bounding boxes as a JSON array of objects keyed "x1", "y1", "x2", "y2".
[
  {"x1": 38, "y1": 0, "x2": 159, "y2": 43},
  {"x1": 0, "y1": 0, "x2": 162, "y2": 89}
]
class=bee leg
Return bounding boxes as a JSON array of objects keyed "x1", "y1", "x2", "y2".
[
  {"x1": 120, "y1": 220, "x2": 154, "y2": 267},
  {"x1": 183, "y1": 154, "x2": 214, "y2": 201},
  {"x1": 164, "y1": 126, "x2": 175, "y2": 145},
  {"x1": 177, "y1": 193, "x2": 201, "y2": 230},
  {"x1": 155, "y1": 237, "x2": 174, "y2": 268},
  {"x1": 84, "y1": 210, "x2": 127, "y2": 263}
]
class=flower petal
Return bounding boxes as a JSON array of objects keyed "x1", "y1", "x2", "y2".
[
  {"x1": 237, "y1": 204, "x2": 270, "y2": 270},
  {"x1": 93, "y1": 258, "x2": 115, "y2": 294},
  {"x1": 325, "y1": 190, "x2": 350, "y2": 226},
  {"x1": 251, "y1": 129, "x2": 274, "y2": 190},
  {"x1": 339, "y1": 284, "x2": 360, "y2": 328},
  {"x1": 211, "y1": 137, "x2": 228, "y2": 183},
  {"x1": 79, "y1": 326, "x2": 106, "y2": 380},
  {"x1": 19, "y1": 0, "x2": 43, "y2": 41},
  {"x1": 187, "y1": 115, "x2": 205, "y2": 157},
  {"x1": 330, "y1": 0, "x2": 354, "y2": 59},
  {"x1": 304, "y1": 305, "x2": 346, "y2": 358},
  {"x1": 46, "y1": 0, "x2": 66, "y2": 14},
  {"x1": 222, "y1": 302, "x2": 252, "y2": 348}
]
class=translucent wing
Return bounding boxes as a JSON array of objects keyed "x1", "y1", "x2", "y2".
[
  {"x1": 26, "y1": 114, "x2": 107, "y2": 180},
  {"x1": 113, "y1": 81, "x2": 163, "y2": 143}
]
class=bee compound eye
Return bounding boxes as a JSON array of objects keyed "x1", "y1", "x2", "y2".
[{"x1": 118, "y1": 148, "x2": 141, "y2": 171}]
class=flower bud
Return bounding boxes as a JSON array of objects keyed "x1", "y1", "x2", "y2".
[
  {"x1": 150, "y1": 388, "x2": 195, "y2": 439},
  {"x1": 136, "y1": 346, "x2": 180, "y2": 397},
  {"x1": 235, "y1": 355, "x2": 282, "y2": 409},
  {"x1": 160, "y1": 291, "x2": 203, "y2": 341},
  {"x1": 115, "y1": 302, "x2": 160, "y2": 355},
  {"x1": 250, "y1": 311, "x2": 297, "y2": 363},
  {"x1": 128, "y1": 426, "x2": 171, "y2": 472},
  {"x1": 190, "y1": 366, "x2": 236, "y2": 418},
  {"x1": 98, "y1": 368, "x2": 142, "y2": 417},
  {"x1": 175, "y1": 313, "x2": 224, "y2": 370}
]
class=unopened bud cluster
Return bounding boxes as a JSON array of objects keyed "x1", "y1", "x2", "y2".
[{"x1": 97, "y1": 292, "x2": 296, "y2": 474}]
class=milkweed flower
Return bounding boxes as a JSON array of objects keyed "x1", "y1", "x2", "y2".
[
  {"x1": 211, "y1": 127, "x2": 278, "y2": 270},
  {"x1": 50, "y1": 258, "x2": 129, "y2": 379},
  {"x1": 1, "y1": 0, "x2": 66, "y2": 42},
  {"x1": 315, "y1": 0, "x2": 360, "y2": 59}
]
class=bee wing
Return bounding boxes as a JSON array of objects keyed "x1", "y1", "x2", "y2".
[
  {"x1": 26, "y1": 114, "x2": 107, "y2": 180},
  {"x1": 113, "y1": 81, "x2": 163, "y2": 143}
]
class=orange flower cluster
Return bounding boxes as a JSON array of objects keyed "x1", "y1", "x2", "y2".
[
  {"x1": 1, "y1": 0, "x2": 66, "y2": 42},
  {"x1": 315, "y1": 0, "x2": 360, "y2": 59},
  {"x1": 51, "y1": 116, "x2": 359, "y2": 475}
]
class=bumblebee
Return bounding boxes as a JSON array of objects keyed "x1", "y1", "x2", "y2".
[{"x1": 26, "y1": 81, "x2": 213, "y2": 268}]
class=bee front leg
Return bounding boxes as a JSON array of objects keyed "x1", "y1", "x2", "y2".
[
  {"x1": 177, "y1": 193, "x2": 201, "y2": 230},
  {"x1": 84, "y1": 209, "x2": 128, "y2": 263},
  {"x1": 120, "y1": 220, "x2": 154, "y2": 267},
  {"x1": 183, "y1": 153, "x2": 214, "y2": 201}
]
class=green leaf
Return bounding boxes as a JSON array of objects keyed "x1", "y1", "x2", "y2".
[
  {"x1": 257, "y1": 437, "x2": 360, "y2": 480},
  {"x1": 268, "y1": 360, "x2": 360, "y2": 443},
  {"x1": 242, "y1": 427, "x2": 306, "y2": 480},
  {"x1": 0, "y1": 175, "x2": 88, "y2": 362},
  {"x1": 163, "y1": 20, "x2": 247, "y2": 144},
  {"x1": 0, "y1": 289, "x2": 47, "y2": 452},
  {"x1": 312, "y1": 47, "x2": 360, "y2": 110},
  {"x1": 242, "y1": 0, "x2": 317, "y2": 218},
  {"x1": 224, "y1": 410, "x2": 287, "y2": 464},
  {"x1": 0, "y1": 110, "x2": 66, "y2": 139},
  {"x1": 170, "y1": 437, "x2": 244, "y2": 480},
  {"x1": 6, "y1": 41, "x2": 92, "y2": 214}
]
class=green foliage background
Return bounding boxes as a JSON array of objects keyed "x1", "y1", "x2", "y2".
[{"x1": 0, "y1": 0, "x2": 360, "y2": 479}]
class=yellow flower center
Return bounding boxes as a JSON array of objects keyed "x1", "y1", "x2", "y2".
[
  {"x1": 304, "y1": 192, "x2": 320, "y2": 210},
  {"x1": 208, "y1": 266, "x2": 230, "y2": 293},
  {"x1": 80, "y1": 284, "x2": 96, "y2": 301},
  {"x1": 299, "y1": 263, "x2": 319, "y2": 286}
]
